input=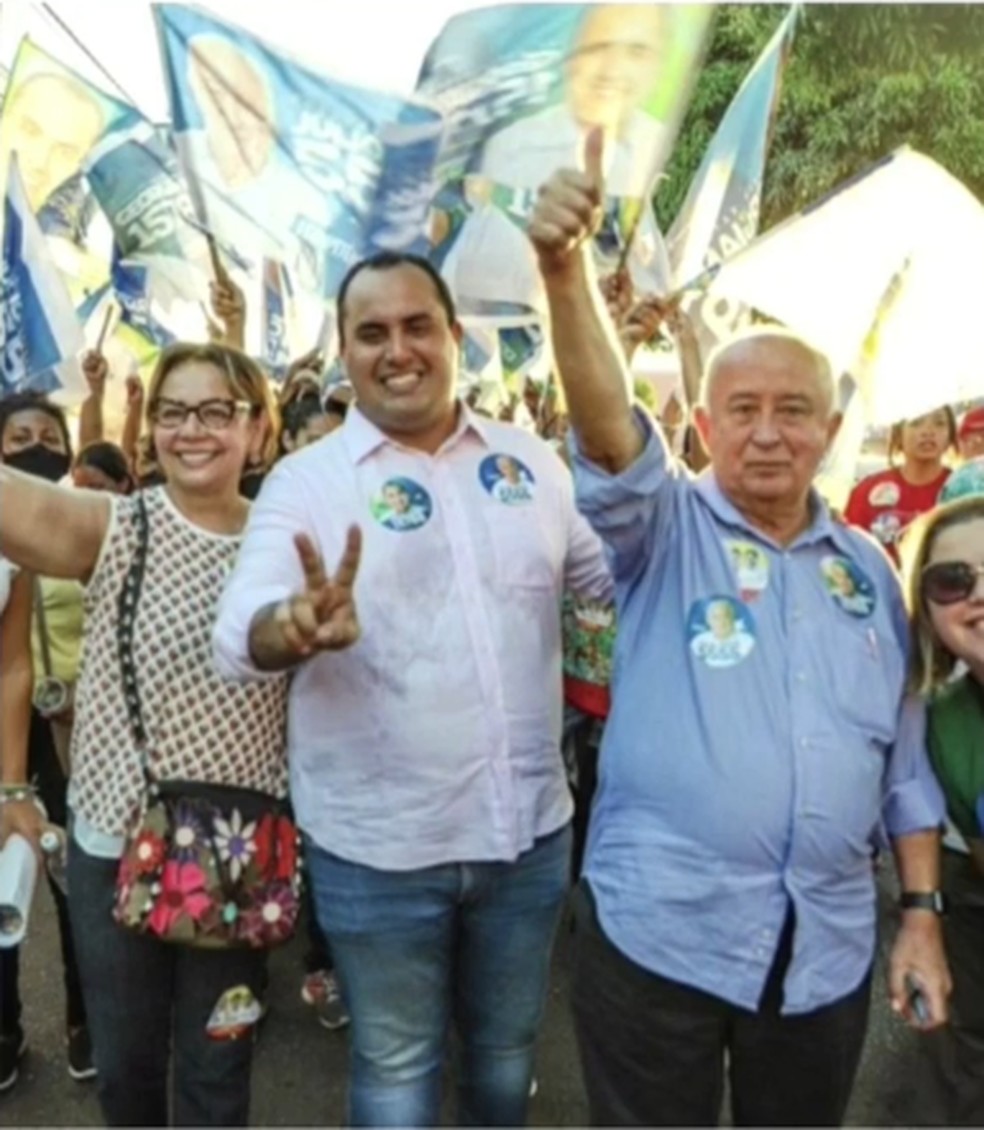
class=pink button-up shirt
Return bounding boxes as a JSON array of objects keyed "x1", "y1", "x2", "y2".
[{"x1": 213, "y1": 405, "x2": 612, "y2": 870}]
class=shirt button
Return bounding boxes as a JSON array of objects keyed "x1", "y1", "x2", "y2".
[
  {"x1": 795, "y1": 672, "x2": 807, "y2": 683},
  {"x1": 799, "y1": 738, "x2": 810, "y2": 749}
]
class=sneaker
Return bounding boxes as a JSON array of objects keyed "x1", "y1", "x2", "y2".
[
  {"x1": 301, "y1": 969, "x2": 350, "y2": 1031},
  {"x1": 67, "y1": 1026, "x2": 96, "y2": 1082},
  {"x1": 0, "y1": 1028, "x2": 26, "y2": 1094}
]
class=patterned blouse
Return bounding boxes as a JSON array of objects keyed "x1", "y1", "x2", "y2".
[{"x1": 69, "y1": 488, "x2": 288, "y2": 837}]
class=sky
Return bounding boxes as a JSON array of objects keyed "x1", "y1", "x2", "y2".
[{"x1": 0, "y1": 0, "x2": 504, "y2": 114}]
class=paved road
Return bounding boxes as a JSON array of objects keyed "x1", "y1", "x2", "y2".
[{"x1": 3, "y1": 879, "x2": 945, "y2": 1127}]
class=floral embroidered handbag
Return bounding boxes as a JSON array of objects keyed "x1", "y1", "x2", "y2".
[{"x1": 111, "y1": 493, "x2": 301, "y2": 949}]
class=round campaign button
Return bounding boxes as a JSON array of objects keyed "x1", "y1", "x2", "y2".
[
  {"x1": 819, "y1": 555, "x2": 877, "y2": 618},
  {"x1": 869, "y1": 481, "x2": 901, "y2": 508},
  {"x1": 479, "y1": 454, "x2": 536, "y2": 505},
  {"x1": 687, "y1": 596, "x2": 757, "y2": 669},
  {"x1": 370, "y1": 478, "x2": 433, "y2": 532}
]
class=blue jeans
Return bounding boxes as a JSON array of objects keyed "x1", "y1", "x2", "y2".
[
  {"x1": 307, "y1": 824, "x2": 571, "y2": 1128},
  {"x1": 67, "y1": 838, "x2": 268, "y2": 1126}
]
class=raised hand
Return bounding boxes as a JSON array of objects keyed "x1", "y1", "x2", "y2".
[
  {"x1": 209, "y1": 268, "x2": 246, "y2": 347},
  {"x1": 81, "y1": 350, "x2": 109, "y2": 399},
  {"x1": 124, "y1": 373, "x2": 145, "y2": 411},
  {"x1": 528, "y1": 126, "x2": 606, "y2": 276},
  {"x1": 276, "y1": 526, "x2": 362, "y2": 657}
]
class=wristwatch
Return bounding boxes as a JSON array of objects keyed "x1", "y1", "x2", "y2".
[{"x1": 899, "y1": 891, "x2": 947, "y2": 915}]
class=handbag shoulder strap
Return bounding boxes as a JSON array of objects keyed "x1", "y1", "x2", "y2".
[
  {"x1": 116, "y1": 492, "x2": 151, "y2": 756},
  {"x1": 32, "y1": 576, "x2": 54, "y2": 678}
]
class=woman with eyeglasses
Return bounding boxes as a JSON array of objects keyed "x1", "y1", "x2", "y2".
[
  {"x1": 0, "y1": 344, "x2": 289, "y2": 1127},
  {"x1": 902, "y1": 495, "x2": 984, "y2": 1125}
]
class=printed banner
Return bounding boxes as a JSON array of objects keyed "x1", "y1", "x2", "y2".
[
  {"x1": 156, "y1": 4, "x2": 444, "y2": 298},
  {"x1": 416, "y1": 3, "x2": 713, "y2": 313},
  {"x1": 261, "y1": 257, "x2": 290, "y2": 379},
  {"x1": 83, "y1": 120, "x2": 214, "y2": 308},
  {"x1": 1, "y1": 156, "x2": 85, "y2": 399},
  {"x1": 0, "y1": 37, "x2": 137, "y2": 297},
  {"x1": 670, "y1": 6, "x2": 797, "y2": 354}
]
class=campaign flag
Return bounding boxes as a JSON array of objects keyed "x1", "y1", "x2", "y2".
[
  {"x1": 83, "y1": 120, "x2": 216, "y2": 308},
  {"x1": 1, "y1": 157, "x2": 85, "y2": 398},
  {"x1": 705, "y1": 148, "x2": 984, "y2": 423},
  {"x1": 670, "y1": 6, "x2": 797, "y2": 352},
  {"x1": 155, "y1": 4, "x2": 444, "y2": 298},
  {"x1": 261, "y1": 258, "x2": 290, "y2": 379},
  {"x1": 416, "y1": 4, "x2": 713, "y2": 314},
  {"x1": 0, "y1": 38, "x2": 137, "y2": 249}
]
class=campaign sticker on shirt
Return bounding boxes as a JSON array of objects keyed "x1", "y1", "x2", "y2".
[
  {"x1": 870, "y1": 511, "x2": 902, "y2": 548},
  {"x1": 724, "y1": 540, "x2": 770, "y2": 602},
  {"x1": 479, "y1": 454, "x2": 536, "y2": 505},
  {"x1": 819, "y1": 555, "x2": 877, "y2": 618},
  {"x1": 370, "y1": 478, "x2": 433, "y2": 532},
  {"x1": 687, "y1": 596, "x2": 757, "y2": 669},
  {"x1": 869, "y1": 481, "x2": 901, "y2": 508}
]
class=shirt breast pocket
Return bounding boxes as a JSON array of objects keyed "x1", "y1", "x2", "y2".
[
  {"x1": 828, "y1": 620, "x2": 904, "y2": 748},
  {"x1": 491, "y1": 505, "x2": 558, "y2": 591}
]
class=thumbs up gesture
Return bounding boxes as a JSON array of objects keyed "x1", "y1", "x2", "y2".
[{"x1": 529, "y1": 126, "x2": 606, "y2": 276}]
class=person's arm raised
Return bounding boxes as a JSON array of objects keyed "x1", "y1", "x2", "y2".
[
  {"x1": 528, "y1": 128, "x2": 644, "y2": 475},
  {"x1": 0, "y1": 469, "x2": 110, "y2": 580}
]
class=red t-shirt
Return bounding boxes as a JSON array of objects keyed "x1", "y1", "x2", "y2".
[{"x1": 844, "y1": 466, "x2": 950, "y2": 562}]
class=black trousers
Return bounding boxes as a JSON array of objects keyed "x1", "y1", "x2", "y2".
[
  {"x1": 571, "y1": 881, "x2": 871, "y2": 1127},
  {"x1": 0, "y1": 709, "x2": 86, "y2": 1037},
  {"x1": 924, "y1": 849, "x2": 984, "y2": 1126}
]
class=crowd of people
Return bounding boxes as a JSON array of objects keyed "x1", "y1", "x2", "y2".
[{"x1": 0, "y1": 143, "x2": 983, "y2": 1130}]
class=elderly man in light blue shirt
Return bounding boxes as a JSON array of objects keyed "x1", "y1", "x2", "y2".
[{"x1": 526, "y1": 134, "x2": 951, "y2": 1128}]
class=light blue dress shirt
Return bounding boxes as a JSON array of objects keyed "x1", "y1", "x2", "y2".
[{"x1": 573, "y1": 412, "x2": 945, "y2": 1015}]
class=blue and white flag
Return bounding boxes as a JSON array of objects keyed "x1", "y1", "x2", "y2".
[
  {"x1": 416, "y1": 4, "x2": 712, "y2": 313},
  {"x1": 261, "y1": 258, "x2": 290, "y2": 380},
  {"x1": 155, "y1": 4, "x2": 444, "y2": 298},
  {"x1": 110, "y1": 248, "x2": 178, "y2": 350},
  {"x1": 1, "y1": 156, "x2": 85, "y2": 398},
  {"x1": 83, "y1": 120, "x2": 215, "y2": 309},
  {"x1": 670, "y1": 7, "x2": 798, "y2": 350}
]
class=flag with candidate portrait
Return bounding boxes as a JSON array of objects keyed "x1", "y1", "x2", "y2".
[
  {"x1": 1, "y1": 156, "x2": 86, "y2": 398},
  {"x1": 416, "y1": 4, "x2": 713, "y2": 313},
  {"x1": 669, "y1": 6, "x2": 797, "y2": 354},
  {"x1": 155, "y1": 4, "x2": 444, "y2": 299},
  {"x1": 0, "y1": 37, "x2": 137, "y2": 295}
]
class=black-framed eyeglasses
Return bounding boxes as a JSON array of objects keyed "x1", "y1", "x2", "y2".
[
  {"x1": 150, "y1": 398, "x2": 253, "y2": 432},
  {"x1": 921, "y1": 560, "x2": 984, "y2": 605}
]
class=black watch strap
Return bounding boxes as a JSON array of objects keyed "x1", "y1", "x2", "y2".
[{"x1": 899, "y1": 891, "x2": 947, "y2": 914}]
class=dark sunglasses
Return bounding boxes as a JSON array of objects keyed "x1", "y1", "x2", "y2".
[{"x1": 921, "y1": 560, "x2": 984, "y2": 605}]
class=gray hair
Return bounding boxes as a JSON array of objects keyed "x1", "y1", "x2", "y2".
[{"x1": 699, "y1": 326, "x2": 836, "y2": 416}]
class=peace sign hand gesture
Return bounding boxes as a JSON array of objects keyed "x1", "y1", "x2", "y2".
[{"x1": 276, "y1": 526, "x2": 362, "y2": 658}]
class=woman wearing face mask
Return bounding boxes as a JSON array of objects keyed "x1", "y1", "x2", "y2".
[
  {"x1": 0, "y1": 344, "x2": 291, "y2": 1127},
  {"x1": 902, "y1": 496, "x2": 984, "y2": 1125},
  {"x1": 0, "y1": 391, "x2": 94, "y2": 1091},
  {"x1": 846, "y1": 406, "x2": 956, "y2": 564}
]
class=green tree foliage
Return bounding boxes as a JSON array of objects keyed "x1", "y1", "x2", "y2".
[{"x1": 656, "y1": 4, "x2": 984, "y2": 233}]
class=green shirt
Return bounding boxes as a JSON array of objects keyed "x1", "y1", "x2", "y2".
[{"x1": 928, "y1": 674, "x2": 984, "y2": 840}]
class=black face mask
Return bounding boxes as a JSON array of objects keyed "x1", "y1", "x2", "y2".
[{"x1": 4, "y1": 444, "x2": 71, "y2": 483}]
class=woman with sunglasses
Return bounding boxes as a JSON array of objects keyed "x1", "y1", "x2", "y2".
[
  {"x1": 903, "y1": 495, "x2": 984, "y2": 1124},
  {"x1": 0, "y1": 343, "x2": 289, "y2": 1127}
]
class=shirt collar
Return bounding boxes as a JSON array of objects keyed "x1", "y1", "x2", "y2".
[
  {"x1": 694, "y1": 470, "x2": 842, "y2": 551},
  {"x1": 341, "y1": 402, "x2": 491, "y2": 465}
]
